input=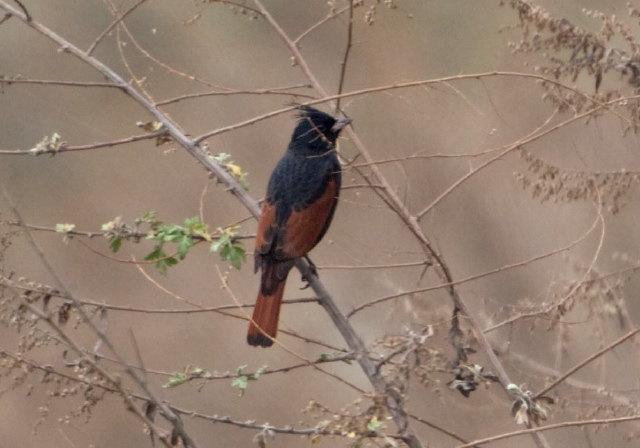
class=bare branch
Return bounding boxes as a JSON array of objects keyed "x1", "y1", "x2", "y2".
[
  {"x1": 335, "y1": 0, "x2": 354, "y2": 111},
  {"x1": 190, "y1": 71, "x2": 628, "y2": 144},
  {"x1": 155, "y1": 84, "x2": 314, "y2": 106},
  {"x1": 0, "y1": 77, "x2": 119, "y2": 88},
  {"x1": 535, "y1": 327, "x2": 640, "y2": 399},
  {"x1": 456, "y1": 415, "x2": 640, "y2": 448},
  {"x1": 294, "y1": 3, "x2": 351, "y2": 45},
  {"x1": 87, "y1": 0, "x2": 150, "y2": 56},
  {"x1": 0, "y1": 131, "x2": 164, "y2": 155}
]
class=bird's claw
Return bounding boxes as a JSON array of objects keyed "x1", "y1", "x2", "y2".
[{"x1": 300, "y1": 256, "x2": 318, "y2": 289}]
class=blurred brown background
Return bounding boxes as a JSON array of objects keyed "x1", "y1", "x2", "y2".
[{"x1": 2, "y1": 0, "x2": 640, "y2": 447}]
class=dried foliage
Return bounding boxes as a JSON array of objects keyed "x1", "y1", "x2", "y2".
[
  {"x1": 515, "y1": 149, "x2": 640, "y2": 213},
  {"x1": 506, "y1": 0, "x2": 640, "y2": 134},
  {"x1": 508, "y1": 0, "x2": 640, "y2": 87}
]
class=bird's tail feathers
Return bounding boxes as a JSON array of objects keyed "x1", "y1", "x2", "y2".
[
  {"x1": 247, "y1": 280, "x2": 286, "y2": 347},
  {"x1": 247, "y1": 262, "x2": 290, "y2": 347}
]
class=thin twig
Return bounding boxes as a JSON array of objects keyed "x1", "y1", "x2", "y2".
[
  {"x1": 193, "y1": 74, "x2": 640, "y2": 142},
  {"x1": 455, "y1": 414, "x2": 640, "y2": 448},
  {"x1": 155, "y1": 84, "x2": 314, "y2": 106},
  {"x1": 485, "y1": 197, "x2": 605, "y2": 332},
  {"x1": 12, "y1": 0, "x2": 28, "y2": 20},
  {"x1": 215, "y1": 265, "x2": 363, "y2": 393},
  {"x1": 1, "y1": 219, "x2": 255, "y2": 241},
  {"x1": 347, "y1": 149, "x2": 503, "y2": 168},
  {"x1": 0, "y1": 350, "x2": 391, "y2": 440},
  {"x1": 87, "y1": 0, "x2": 150, "y2": 55},
  {"x1": 319, "y1": 260, "x2": 429, "y2": 270},
  {"x1": 294, "y1": 4, "x2": 351, "y2": 45},
  {"x1": 0, "y1": 131, "x2": 165, "y2": 155},
  {"x1": 535, "y1": 327, "x2": 640, "y2": 399},
  {"x1": 109, "y1": 3, "x2": 234, "y2": 92},
  {"x1": 348, "y1": 191, "x2": 602, "y2": 319},
  {"x1": 0, "y1": 78, "x2": 119, "y2": 88},
  {"x1": 335, "y1": 0, "x2": 354, "y2": 111},
  {"x1": 0, "y1": 11, "x2": 11, "y2": 25}
]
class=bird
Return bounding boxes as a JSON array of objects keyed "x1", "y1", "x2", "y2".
[{"x1": 247, "y1": 105, "x2": 351, "y2": 347}]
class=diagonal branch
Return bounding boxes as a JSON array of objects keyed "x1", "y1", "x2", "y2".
[
  {"x1": 253, "y1": 1, "x2": 424, "y2": 446},
  {"x1": 0, "y1": 2, "x2": 262, "y2": 218},
  {"x1": 0, "y1": 1, "x2": 426, "y2": 445},
  {"x1": 250, "y1": 2, "x2": 552, "y2": 447},
  {"x1": 534, "y1": 327, "x2": 640, "y2": 399}
]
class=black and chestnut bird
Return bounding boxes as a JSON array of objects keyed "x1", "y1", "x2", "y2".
[{"x1": 247, "y1": 106, "x2": 351, "y2": 347}]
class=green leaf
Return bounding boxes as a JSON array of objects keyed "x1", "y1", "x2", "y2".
[
  {"x1": 157, "y1": 257, "x2": 178, "y2": 275},
  {"x1": 228, "y1": 246, "x2": 246, "y2": 270},
  {"x1": 212, "y1": 153, "x2": 231, "y2": 163},
  {"x1": 135, "y1": 211, "x2": 157, "y2": 225},
  {"x1": 137, "y1": 120, "x2": 165, "y2": 133},
  {"x1": 211, "y1": 227, "x2": 245, "y2": 269},
  {"x1": 55, "y1": 223, "x2": 75, "y2": 233},
  {"x1": 145, "y1": 245, "x2": 166, "y2": 261},
  {"x1": 226, "y1": 161, "x2": 250, "y2": 191},
  {"x1": 177, "y1": 236, "x2": 194, "y2": 260},
  {"x1": 210, "y1": 153, "x2": 249, "y2": 190},
  {"x1": 231, "y1": 365, "x2": 267, "y2": 397},
  {"x1": 184, "y1": 216, "x2": 200, "y2": 228},
  {"x1": 164, "y1": 373, "x2": 186, "y2": 388},
  {"x1": 106, "y1": 213, "x2": 207, "y2": 274},
  {"x1": 366, "y1": 417, "x2": 383, "y2": 432},
  {"x1": 185, "y1": 216, "x2": 209, "y2": 239},
  {"x1": 109, "y1": 237, "x2": 122, "y2": 253},
  {"x1": 210, "y1": 235, "x2": 228, "y2": 252},
  {"x1": 231, "y1": 376, "x2": 249, "y2": 395},
  {"x1": 144, "y1": 245, "x2": 177, "y2": 275},
  {"x1": 154, "y1": 225, "x2": 183, "y2": 243}
]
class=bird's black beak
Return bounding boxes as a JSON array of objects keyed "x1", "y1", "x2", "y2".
[{"x1": 331, "y1": 117, "x2": 352, "y2": 132}]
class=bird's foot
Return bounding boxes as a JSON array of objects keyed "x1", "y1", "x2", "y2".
[{"x1": 300, "y1": 256, "x2": 318, "y2": 289}]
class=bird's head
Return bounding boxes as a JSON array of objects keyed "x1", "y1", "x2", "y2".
[{"x1": 290, "y1": 105, "x2": 351, "y2": 152}]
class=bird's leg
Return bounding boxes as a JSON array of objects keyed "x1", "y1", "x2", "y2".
[{"x1": 300, "y1": 255, "x2": 318, "y2": 289}]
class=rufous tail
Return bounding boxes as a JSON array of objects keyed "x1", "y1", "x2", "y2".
[{"x1": 247, "y1": 279, "x2": 286, "y2": 347}]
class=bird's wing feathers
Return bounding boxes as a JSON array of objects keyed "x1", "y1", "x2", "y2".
[
  {"x1": 278, "y1": 175, "x2": 339, "y2": 258},
  {"x1": 255, "y1": 201, "x2": 277, "y2": 270},
  {"x1": 255, "y1": 161, "x2": 340, "y2": 264}
]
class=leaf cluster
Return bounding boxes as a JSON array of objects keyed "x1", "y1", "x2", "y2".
[{"x1": 102, "y1": 212, "x2": 245, "y2": 274}]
